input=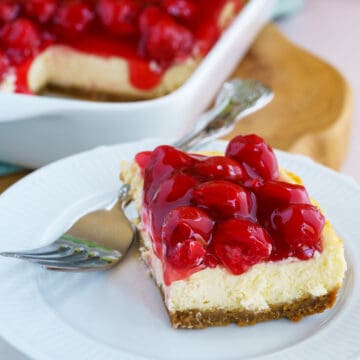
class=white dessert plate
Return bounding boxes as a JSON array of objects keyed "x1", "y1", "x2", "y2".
[
  {"x1": 0, "y1": 0, "x2": 276, "y2": 168},
  {"x1": 0, "y1": 139, "x2": 359, "y2": 360}
]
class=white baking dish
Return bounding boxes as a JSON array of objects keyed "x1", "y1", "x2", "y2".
[{"x1": 0, "y1": 0, "x2": 276, "y2": 168}]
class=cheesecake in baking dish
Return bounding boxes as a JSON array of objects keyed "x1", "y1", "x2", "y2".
[
  {"x1": 121, "y1": 135, "x2": 347, "y2": 329},
  {"x1": 0, "y1": 0, "x2": 244, "y2": 99}
]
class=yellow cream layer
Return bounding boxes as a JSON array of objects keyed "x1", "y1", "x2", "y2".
[{"x1": 121, "y1": 159, "x2": 347, "y2": 312}]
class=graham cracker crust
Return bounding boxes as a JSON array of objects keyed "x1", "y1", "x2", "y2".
[{"x1": 169, "y1": 289, "x2": 339, "y2": 329}]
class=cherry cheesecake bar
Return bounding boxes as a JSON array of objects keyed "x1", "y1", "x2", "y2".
[{"x1": 121, "y1": 135, "x2": 346, "y2": 329}]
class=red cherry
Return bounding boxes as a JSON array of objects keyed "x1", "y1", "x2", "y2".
[
  {"x1": 134, "y1": 150, "x2": 152, "y2": 172},
  {"x1": 143, "y1": 145, "x2": 195, "y2": 203},
  {"x1": 192, "y1": 180, "x2": 256, "y2": 220},
  {"x1": 0, "y1": 18, "x2": 41, "y2": 64},
  {"x1": 256, "y1": 181, "x2": 310, "y2": 206},
  {"x1": 138, "y1": 6, "x2": 164, "y2": 33},
  {"x1": 192, "y1": 156, "x2": 246, "y2": 182},
  {"x1": 203, "y1": 253, "x2": 219, "y2": 268},
  {"x1": 156, "y1": 172, "x2": 198, "y2": 204},
  {"x1": 163, "y1": 0, "x2": 197, "y2": 23},
  {"x1": 97, "y1": 0, "x2": 141, "y2": 37},
  {"x1": 149, "y1": 173, "x2": 198, "y2": 227},
  {"x1": 139, "y1": 11, "x2": 193, "y2": 63},
  {"x1": 0, "y1": 0, "x2": 20, "y2": 24},
  {"x1": 162, "y1": 207, "x2": 213, "y2": 283},
  {"x1": 195, "y1": 20, "x2": 219, "y2": 54},
  {"x1": 226, "y1": 134, "x2": 279, "y2": 181},
  {"x1": 255, "y1": 180, "x2": 311, "y2": 223},
  {"x1": 243, "y1": 177, "x2": 264, "y2": 189},
  {"x1": 25, "y1": 0, "x2": 58, "y2": 23},
  {"x1": 53, "y1": 0, "x2": 94, "y2": 38},
  {"x1": 148, "y1": 145, "x2": 195, "y2": 171},
  {"x1": 270, "y1": 204, "x2": 325, "y2": 260},
  {"x1": 166, "y1": 238, "x2": 206, "y2": 269},
  {"x1": 212, "y1": 219, "x2": 272, "y2": 275},
  {"x1": 162, "y1": 206, "x2": 213, "y2": 248}
]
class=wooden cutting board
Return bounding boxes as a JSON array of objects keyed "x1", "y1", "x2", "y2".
[
  {"x1": 0, "y1": 24, "x2": 353, "y2": 193},
  {"x1": 226, "y1": 24, "x2": 353, "y2": 170}
]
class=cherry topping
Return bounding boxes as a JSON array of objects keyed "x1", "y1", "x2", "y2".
[
  {"x1": 159, "y1": 172, "x2": 198, "y2": 203},
  {"x1": 143, "y1": 145, "x2": 195, "y2": 203},
  {"x1": 226, "y1": 134, "x2": 279, "y2": 181},
  {"x1": 0, "y1": 0, "x2": 20, "y2": 24},
  {"x1": 147, "y1": 145, "x2": 195, "y2": 172},
  {"x1": 134, "y1": 150, "x2": 152, "y2": 173},
  {"x1": 192, "y1": 156, "x2": 246, "y2": 182},
  {"x1": 148, "y1": 172, "x2": 198, "y2": 248},
  {"x1": 137, "y1": 139, "x2": 325, "y2": 284},
  {"x1": 138, "y1": 6, "x2": 164, "y2": 33},
  {"x1": 162, "y1": 206, "x2": 213, "y2": 248},
  {"x1": 166, "y1": 238, "x2": 206, "y2": 269},
  {"x1": 203, "y1": 253, "x2": 219, "y2": 268},
  {"x1": 25, "y1": 0, "x2": 58, "y2": 23},
  {"x1": 53, "y1": 0, "x2": 94, "y2": 38},
  {"x1": 270, "y1": 204, "x2": 325, "y2": 260},
  {"x1": 97, "y1": 0, "x2": 141, "y2": 37},
  {"x1": 0, "y1": 18, "x2": 41, "y2": 64},
  {"x1": 192, "y1": 180, "x2": 256, "y2": 220},
  {"x1": 139, "y1": 10, "x2": 193, "y2": 63},
  {"x1": 212, "y1": 219, "x2": 272, "y2": 275},
  {"x1": 255, "y1": 180, "x2": 311, "y2": 223},
  {"x1": 163, "y1": 0, "x2": 197, "y2": 23},
  {"x1": 256, "y1": 181, "x2": 310, "y2": 207},
  {"x1": 163, "y1": 206, "x2": 212, "y2": 283}
]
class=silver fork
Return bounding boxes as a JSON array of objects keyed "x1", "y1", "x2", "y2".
[
  {"x1": 1, "y1": 184, "x2": 135, "y2": 271},
  {"x1": 0, "y1": 79, "x2": 273, "y2": 271}
]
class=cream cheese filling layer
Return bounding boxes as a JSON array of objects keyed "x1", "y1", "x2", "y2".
[
  {"x1": 121, "y1": 160, "x2": 347, "y2": 313},
  {"x1": 27, "y1": 45, "x2": 199, "y2": 98},
  {"x1": 0, "y1": 45, "x2": 198, "y2": 97},
  {"x1": 140, "y1": 222, "x2": 345, "y2": 312}
]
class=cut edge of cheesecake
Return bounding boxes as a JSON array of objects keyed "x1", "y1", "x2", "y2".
[
  {"x1": 120, "y1": 158, "x2": 347, "y2": 329},
  {"x1": 0, "y1": 42, "x2": 200, "y2": 100},
  {"x1": 26, "y1": 46, "x2": 200, "y2": 100}
]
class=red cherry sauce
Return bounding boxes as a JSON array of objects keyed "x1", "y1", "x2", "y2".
[
  {"x1": 0, "y1": 0, "x2": 244, "y2": 94},
  {"x1": 135, "y1": 135, "x2": 325, "y2": 285}
]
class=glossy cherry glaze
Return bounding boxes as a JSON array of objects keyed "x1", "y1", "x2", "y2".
[
  {"x1": 0, "y1": 0, "x2": 243, "y2": 94},
  {"x1": 136, "y1": 135, "x2": 325, "y2": 285}
]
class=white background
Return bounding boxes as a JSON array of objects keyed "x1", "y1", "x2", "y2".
[{"x1": 1, "y1": 0, "x2": 359, "y2": 358}]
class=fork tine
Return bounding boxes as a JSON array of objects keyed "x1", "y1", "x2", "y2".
[
  {"x1": 1, "y1": 212, "x2": 128, "y2": 271},
  {"x1": 42, "y1": 257, "x2": 112, "y2": 271},
  {"x1": 0, "y1": 246, "x2": 72, "y2": 260},
  {"x1": 22, "y1": 250, "x2": 90, "y2": 264}
]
